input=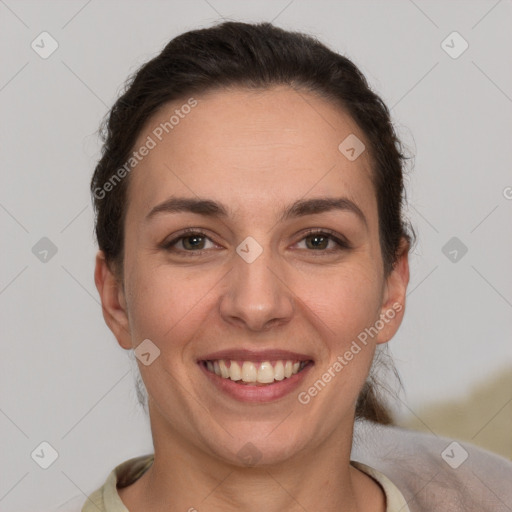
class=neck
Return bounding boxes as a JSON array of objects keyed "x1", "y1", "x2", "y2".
[{"x1": 119, "y1": 408, "x2": 385, "y2": 512}]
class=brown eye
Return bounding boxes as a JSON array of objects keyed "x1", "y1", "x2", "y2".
[
  {"x1": 162, "y1": 230, "x2": 216, "y2": 254},
  {"x1": 296, "y1": 229, "x2": 350, "y2": 252},
  {"x1": 180, "y1": 234, "x2": 207, "y2": 250},
  {"x1": 304, "y1": 233, "x2": 331, "y2": 250}
]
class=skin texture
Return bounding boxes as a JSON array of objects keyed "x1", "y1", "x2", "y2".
[{"x1": 95, "y1": 86, "x2": 410, "y2": 512}]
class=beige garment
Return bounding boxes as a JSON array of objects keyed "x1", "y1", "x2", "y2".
[{"x1": 80, "y1": 454, "x2": 410, "y2": 512}]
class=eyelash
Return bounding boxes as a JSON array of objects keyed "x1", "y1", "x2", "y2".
[{"x1": 161, "y1": 228, "x2": 350, "y2": 257}]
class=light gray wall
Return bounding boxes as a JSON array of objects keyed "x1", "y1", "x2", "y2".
[{"x1": 1, "y1": 1, "x2": 511, "y2": 510}]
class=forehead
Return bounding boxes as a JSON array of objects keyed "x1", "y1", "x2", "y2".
[{"x1": 127, "y1": 86, "x2": 377, "y2": 224}]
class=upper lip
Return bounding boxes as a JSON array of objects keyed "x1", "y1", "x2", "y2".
[{"x1": 198, "y1": 349, "x2": 313, "y2": 363}]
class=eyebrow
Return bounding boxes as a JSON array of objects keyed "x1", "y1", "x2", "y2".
[{"x1": 145, "y1": 196, "x2": 367, "y2": 227}]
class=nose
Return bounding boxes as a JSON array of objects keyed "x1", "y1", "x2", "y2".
[{"x1": 219, "y1": 245, "x2": 295, "y2": 332}]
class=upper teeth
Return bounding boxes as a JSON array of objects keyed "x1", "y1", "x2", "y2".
[{"x1": 205, "y1": 359, "x2": 307, "y2": 384}]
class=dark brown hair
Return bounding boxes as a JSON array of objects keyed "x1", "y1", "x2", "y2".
[{"x1": 91, "y1": 21, "x2": 414, "y2": 424}]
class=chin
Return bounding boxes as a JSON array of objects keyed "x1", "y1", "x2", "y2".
[{"x1": 205, "y1": 425, "x2": 310, "y2": 468}]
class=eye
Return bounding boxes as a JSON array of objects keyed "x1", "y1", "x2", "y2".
[
  {"x1": 294, "y1": 229, "x2": 350, "y2": 253},
  {"x1": 161, "y1": 229, "x2": 218, "y2": 255}
]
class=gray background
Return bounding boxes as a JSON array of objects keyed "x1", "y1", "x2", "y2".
[{"x1": 1, "y1": 1, "x2": 511, "y2": 510}]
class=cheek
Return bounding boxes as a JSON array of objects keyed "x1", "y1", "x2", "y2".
[
  {"x1": 124, "y1": 257, "x2": 223, "y2": 349},
  {"x1": 297, "y1": 264, "x2": 383, "y2": 402},
  {"x1": 291, "y1": 266, "x2": 383, "y2": 419},
  {"x1": 298, "y1": 263, "x2": 383, "y2": 334}
]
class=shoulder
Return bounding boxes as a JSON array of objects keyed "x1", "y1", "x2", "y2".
[
  {"x1": 352, "y1": 420, "x2": 512, "y2": 512},
  {"x1": 52, "y1": 454, "x2": 153, "y2": 512}
]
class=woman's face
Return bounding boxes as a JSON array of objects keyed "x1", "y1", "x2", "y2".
[{"x1": 97, "y1": 86, "x2": 408, "y2": 465}]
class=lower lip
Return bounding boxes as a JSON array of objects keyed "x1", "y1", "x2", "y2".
[{"x1": 199, "y1": 362, "x2": 314, "y2": 403}]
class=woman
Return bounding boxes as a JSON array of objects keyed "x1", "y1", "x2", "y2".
[{"x1": 83, "y1": 21, "x2": 511, "y2": 512}]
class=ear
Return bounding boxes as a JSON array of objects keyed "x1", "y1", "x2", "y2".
[
  {"x1": 94, "y1": 251, "x2": 133, "y2": 350},
  {"x1": 375, "y1": 237, "x2": 410, "y2": 345}
]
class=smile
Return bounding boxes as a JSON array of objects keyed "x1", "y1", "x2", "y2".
[{"x1": 202, "y1": 359, "x2": 311, "y2": 386}]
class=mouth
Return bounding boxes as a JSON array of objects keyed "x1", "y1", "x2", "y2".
[
  {"x1": 200, "y1": 358, "x2": 313, "y2": 386},
  {"x1": 197, "y1": 350, "x2": 314, "y2": 402}
]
